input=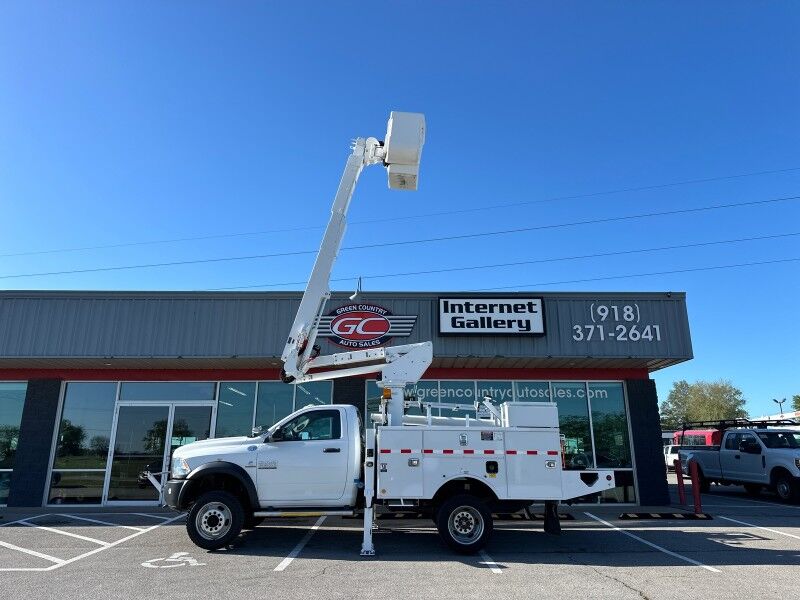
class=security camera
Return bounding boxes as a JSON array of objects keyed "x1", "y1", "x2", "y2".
[{"x1": 383, "y1": 112, "x2": 425, "y2": 191}]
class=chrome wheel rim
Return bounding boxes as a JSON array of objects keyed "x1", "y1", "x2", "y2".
[
  {"x1": 777, "y1": 480, "x2": 790, "y2": 499},
  {"x1": 447, "y1": 506, "x2": 484, "y2": 545},
  {"x1": 196, "y1": 502, "x2": 232, "y2": 540}
]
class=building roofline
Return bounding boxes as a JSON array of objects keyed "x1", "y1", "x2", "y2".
[{"x1": 0, "y1": 289, "x2": 687, "y2": 299}]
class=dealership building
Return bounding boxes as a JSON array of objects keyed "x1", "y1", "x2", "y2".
[{"x1": 0, "y1": 290, "x2": 692, "y2": 508}]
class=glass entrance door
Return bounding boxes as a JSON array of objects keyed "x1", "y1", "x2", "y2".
[{"x1": 104, "y1": 403, "x2": 212, "y2": 504}]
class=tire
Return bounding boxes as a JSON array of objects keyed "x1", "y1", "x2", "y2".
[
  {"x1": 774, "y1": 473, "x2": 800, "y2": 503},
  {"x1": 243, "y1": 516, "x2": 265, "y2": 530},
  {"x1": 436, "y1": 494, "x2": 493, "y2": 554},
  {"x1": 743, "y1": 483, "x2": 761, "y2": 497},
  {"x1": 186, "y1": 491, "x2": 245, "y2": 550},
  {"x1": 697, "y1": 470, "x2": 710, "y2": 493}
]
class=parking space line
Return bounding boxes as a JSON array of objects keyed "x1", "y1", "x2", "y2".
[
  {"x1": 0, "y1": 512, "x2": 185, "y2": 572},
  {"x1": 273, "y1": 516, "x2": 326, "y2": 572},
  {"x1": 52, "y1": 513, "x2": 186, "y2": 571},
  {"x1": 584, "y1": 512, "x2": 721, "y2": 573},
  {"x1": 478, "y1": 549, "x2": 502, "y2": 574},
  {"x1": 131, "y1": 513, "x2": 171, "y2": 521},
  {"x1": 61, "y1": 514, "x2": 146, "y2": 531},
  {"x1": 719, "y1": 516, "x2": 800, "y2": 540},
  {"x1": 0, "y1": 514, "x2": 53, "y2": 528},
  {"x1": 17, "y1": 520, "x2": 111, "y2": 546},
  {"x1": 0, "y1": 540, "x2": 65, "y2": 565}
]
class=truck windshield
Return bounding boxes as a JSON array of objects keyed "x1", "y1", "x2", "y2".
[{"x1": 757, "y1": 432, "x2": 800, "y2": 449}]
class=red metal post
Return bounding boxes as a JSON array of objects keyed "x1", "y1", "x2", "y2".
[
  {"x1": 688, "y1": 459, "x2": 703, "y2": 514},
  {"x1": 674, "y1": 458, "x2": 686, "y2": 505}
]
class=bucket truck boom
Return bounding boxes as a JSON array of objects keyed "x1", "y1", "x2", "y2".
[{"x1": 279, "y1": 112, "x2": 431, "y2": 426}]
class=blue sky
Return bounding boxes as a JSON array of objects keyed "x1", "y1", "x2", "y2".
[{"x1": 1, "y1": 2, "x2": 798, "y2": 416}]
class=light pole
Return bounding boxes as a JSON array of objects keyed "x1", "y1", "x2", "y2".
[{"x1": 773, "y1": 397, "x2": 786, "y2": 418}]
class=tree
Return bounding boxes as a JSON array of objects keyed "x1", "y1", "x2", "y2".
[
  {"x1": 660, "y1": 379, "x2": 747, "y2": 429},
  {"x1": 58, "y1": 419, "x2": 86, "y2": 456},
  {"x1": 793, "y1": 394, "x2": 800, "y2": 413}
]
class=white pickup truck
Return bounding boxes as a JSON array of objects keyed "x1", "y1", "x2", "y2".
[
  {"x1": 678, "y1": 424, "x2": 800, "y2": 502},
  {"x1": 164, "y1": 402, "x2": 615, "y2": 554}
]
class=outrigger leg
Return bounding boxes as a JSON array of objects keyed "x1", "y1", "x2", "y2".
[
  {"x1": 543, "y1": 500, "x2": 561, "y2": 535},
  {"x1": 360, "y1": 429, "x2": 377, "y2": 556}
]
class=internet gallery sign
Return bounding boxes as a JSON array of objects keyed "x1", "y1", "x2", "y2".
[{"x1": 438, "y1": 298, "x2": 545, "y2": 335}]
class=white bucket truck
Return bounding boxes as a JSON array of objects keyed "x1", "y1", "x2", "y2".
[{"x1": 163, "y1": 112, "x2": 616, "y2": 554}]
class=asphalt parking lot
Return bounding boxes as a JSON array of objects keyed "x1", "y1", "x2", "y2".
[{"x1": 2, "y1": 477, "x2": 799, "y2": 600}]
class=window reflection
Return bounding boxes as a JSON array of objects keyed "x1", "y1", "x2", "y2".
[
  {"x1": 216, "y1": 382, "x2": 256, "y2": 437},
  {"x1": 53, "y1": 383, "x2": 117, "y2": 469},
  {"x1": 551, "y1": 382, "x2": 595, "y2": 470},
  {"x1": 589, "y1": 383, "x2": 632, "y2": 468},
  {"x1": 255, "y1": 382, "x2": 294, "y2": 431},
  {"x1": 0, "y1": 383, "x2": 26, "y2": 472},
  {"x1": 120, "y1": 382, "x2": 215, "y2": 402}
]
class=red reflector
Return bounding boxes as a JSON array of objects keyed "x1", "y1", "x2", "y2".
[
  {"x1": 380, "y1": 449, "x2": 391, "y2": 454},
  {"x1": 423, "y1": 449, "x2": 433, "y2": 454},
  {"x1": 443, "y1": 449, "x2": 454, "y2": 454},
  {"x1": 547, "y1": 450, "x2": 559, "y2": 456},
  {"x1": 506, "y1": 450, "x2": 517, "y2": 455},
  {"x1": 463, "y1": 449, "x2": 474, "y2": 454},
  {"x1": 484, "y1": 450, "x2": 495, "y2": 455},
  {"x1": 400, "y1": 449, "x2": 411, "y2": 454},
  {"x1": 527, "y1": 450, "x2": 538, "y2": 455}
]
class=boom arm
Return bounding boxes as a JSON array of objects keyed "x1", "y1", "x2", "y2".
[
  {"x1": 280, "y1": 136, "x2": 383, "y2": 383},
  {"x1": 280, "y1": 112, "x2": 428, "y2": 425}
]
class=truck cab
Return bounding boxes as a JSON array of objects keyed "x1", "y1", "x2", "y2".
[
  {"x1": 679, "y1": 423, "x2": 800, "y2": 501},
  {"x1": 164, "y1": 405, "x2": 363, "y2": 546}
]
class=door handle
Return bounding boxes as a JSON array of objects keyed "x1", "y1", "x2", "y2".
[{"x1": 323, "y1": 447, "x2": 341, "y2": 453}]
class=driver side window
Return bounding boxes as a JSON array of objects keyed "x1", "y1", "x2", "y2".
[{"x1": 273, "y1": 409, "x2": 341, "y2": 442}]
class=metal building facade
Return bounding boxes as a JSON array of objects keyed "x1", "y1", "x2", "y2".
[
  {"x1": 0, "y1": 290, "x2": 691, "y2": 368},
  {"x1": 0, "y1": 290, "x2": 692, "y2": 508}
]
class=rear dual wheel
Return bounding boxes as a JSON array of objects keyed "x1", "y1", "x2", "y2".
[{"x1": 436, "y1": 495, "x2": 493, "y2": 554}]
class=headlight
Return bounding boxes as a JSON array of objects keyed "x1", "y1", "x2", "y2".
[{"x1": 171, "y1": 457, "x2": 191, "y2": 478}]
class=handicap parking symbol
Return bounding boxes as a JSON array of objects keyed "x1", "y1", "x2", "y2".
[{"x1": 141, "y1": 552, "x2": 206, "y2": 568}]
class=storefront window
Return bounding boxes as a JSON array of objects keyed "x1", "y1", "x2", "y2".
[
  {"x1": 53, "y1": 383, "x2": 117, "y2": 469},
  {"x1": 254, "y1": 381, "x2": 333, "y2": 431},
  {"x1": 48, "y1": 471, "x2": 105, "y2": 505},
  {"x1": 216, "y1": 382, "x2": 257, "y2": 438},
  {"x1": 589, "y1": 382, "x2": 632, "y2": 469},
  {"x1": 514, "y1": 381, "x2": 551, "y2": 402},
  {"x1": 49, "y1": 382, "x2": 117, "y2": 505},
  {"x1": 438, "y1": 381, "x2": 476, "y2": 418},
  {"x1": 294, "y1": 381, "x2": 333, "y2": 409},
  {"x1": 255, "y1": 382, "x2": 294, "y2": 431},
  {"x1": 405, "y1": 380, "x2": 438, "y2": 416},
  {"x1": 476, "y1": 381, "x2": 514, "y2": 406},
  {"x1": 120, "y1": 382, "x2": 216, "y2": 402},
  {"x1": 552, "y1": 382, "x2": 595, "y2": 470},
  {"x1": 0, "y1": 382, "x2": 27, "y2": 504}
]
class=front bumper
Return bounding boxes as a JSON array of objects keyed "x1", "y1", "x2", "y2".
[{"x1": 163, "y1": 478, "x2": 193, "y2": 510}]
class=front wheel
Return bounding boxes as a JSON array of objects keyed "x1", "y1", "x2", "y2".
[
  {"x1": 436, "y1": 495, "x2": 493, "y2": 554},
  {"x1": 186, "y1": 491, "x2": 244, "y2": 550},
  {"x1": 775, "y1": 473, "x2": 800, "y2": 503}
]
